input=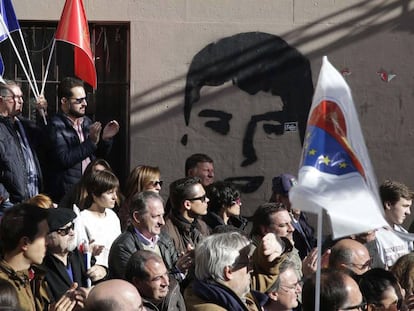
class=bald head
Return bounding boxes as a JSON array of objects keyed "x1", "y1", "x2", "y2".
[
  {"x1": 85, "y1": 280, "x2": 145, "y2": 311},
  {"x1": 329, "y1": 238, "x2": 371, "y2": 275}
]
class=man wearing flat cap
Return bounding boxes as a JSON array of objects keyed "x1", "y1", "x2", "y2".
[
  {"x1": 269, "y1": 174, "x2": 316, "y2": 260},
  {"x1": 43, "y1": 208, "x2": 107, "y2": 303}
]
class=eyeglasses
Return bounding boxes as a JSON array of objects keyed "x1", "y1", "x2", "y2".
[
  {"x1": 341, "y1": 301, "x2": 367, "y2": 311},
  {"x1": 279, "y1": 280, "x2": 303, "y2": 292},
  {"x1": 187, "y1": 194, "x2": 207, "y2": 203},
  {"x1": 152, "y1": 180, "x2": 163, "y2": 187},
  {"x1": 347, "y1": 258, "x2": 373, "y2": 270},
  {"x1": 54, "y1": 223, "x2": 75, "y2": 236},
  {"x1": 231, "y1": 198, "x2": 242, "y2": 206},
  {"x1": 70, "y1": 97, "x2": 87, "y2": 104}
]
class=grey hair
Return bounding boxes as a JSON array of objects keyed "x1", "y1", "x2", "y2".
[
  {"x1": 129, "y1": 191, "x2": 164, "y2": 218},
  {"x1": 194, "y1": 231, "x2": 251, "y2": 282},
  {"x1": 266, "y1": 260, "x2": 297, "y2": 293}
]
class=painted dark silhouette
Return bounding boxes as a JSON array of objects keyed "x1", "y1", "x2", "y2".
[{"x1": 183, "y1": 32, "x2": 314, "y2": 193}]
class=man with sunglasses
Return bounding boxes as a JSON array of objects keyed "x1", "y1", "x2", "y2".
[
  {"x1": 43, "y1": 208, "x2": 107, "y2": 303},
  {"x1": 163, "y1": 177, "x2": 210, "y2": 255},
  {"x1": 44, "y1": 77, "x2": 119, "y2": 202}
]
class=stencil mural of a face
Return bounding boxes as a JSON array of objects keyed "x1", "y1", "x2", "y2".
[{"x1": 182, "y1": 32, "x2": 314, "y2": 194}]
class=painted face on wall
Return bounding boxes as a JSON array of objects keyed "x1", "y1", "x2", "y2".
[{"x1": 182, "y1": 32, "x2": 313, "y2": 194}]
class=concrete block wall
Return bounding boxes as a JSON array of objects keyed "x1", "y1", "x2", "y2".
[{"x1": 15, "y1": 1, "x2": 414, "y2": 228}]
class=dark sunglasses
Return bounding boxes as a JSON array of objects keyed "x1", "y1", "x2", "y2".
[
  {"x1": 152, "y1": 180, "x2": 163, "y2": 187},
  {"x1": 231, "y1": 198, "x2": 242, "y2": 206},
  {"x1": 55, "y1": 223, "x2": 75, "y2": 236},
  {"x1": 187, "y1": 194, "x2": 207, "y2": 203},
  {"x1": 69, "y1": 97, "x2": 87, "y2": 104}
]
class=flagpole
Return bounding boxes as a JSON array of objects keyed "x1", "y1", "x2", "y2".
[
  {"x1": 16, "y1": 29, "x2": 47, "y2": 125},
  {"x1": 17, "y1": 29, "x2": 39, "y2": 96},
  {"x1": 314, "y1": 209, "x2": 323, "y2": 311},
  {"x1": 40, "y1": 38, "x2": 55, "y2": 96},
  {"x1": 0, "y1": 17, "x2": 47, "y2": 124},
  {"x1": 0, "y1": 18, "x2": 36, "y2": 96}
]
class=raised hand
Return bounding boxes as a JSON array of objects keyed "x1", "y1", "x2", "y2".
[{"x1": 102, "y1": 120, "x2": 120, "y2": 140}]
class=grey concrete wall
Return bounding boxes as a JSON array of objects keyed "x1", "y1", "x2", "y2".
[{"x1": 15, "y1": 1, "x2": 414, "y2": 228}]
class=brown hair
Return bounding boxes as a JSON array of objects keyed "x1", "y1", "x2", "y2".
[
  {"x1": 124, "y1": 165, "x2": 161, "y2": 200},
  {"x1": 26, "y1": 194, "x2": 54, "y2": 209}
]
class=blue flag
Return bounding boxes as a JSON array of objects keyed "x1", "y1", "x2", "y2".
[
  {"x1": 0, "y1": 0, "x2": 20, "y2": 42},
  {"x1": 289, "y1": 56, "x2": 387, "y2": 239},
  {"x1": 0, "y1": 53, "x2": 4, "y2": 77}
]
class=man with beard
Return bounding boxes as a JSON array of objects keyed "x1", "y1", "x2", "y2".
[
  {"x1": 43, "y1": 208, "x2": 107, "y2": 301},
  {"x1": 45, "y1": 77, "x2": 119, "y2": 202}
]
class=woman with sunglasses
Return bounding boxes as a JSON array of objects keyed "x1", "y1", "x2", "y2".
[
  {"x1": 204, "y1": 181, "x2": 247, "y2": 232},
  {"x1": 80, "y1": 170, "x2": 121, "y2": 269},
  {"x1": 359, "y1": 268, "x2": 404, "y2": 311},
  {"x1": 118, "y1": 165, "x2": 163, "y2": 230}
]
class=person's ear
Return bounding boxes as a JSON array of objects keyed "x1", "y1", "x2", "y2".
[
  {"x1": 384, "y1": 201, "x2": 392, "y2": 210},
  {"x1": 132, "y1": 211, "x2": 140, "y2": 224},
  {"x1": 131, "y1": 276, "x2": 141, "y2": 288},
  {"x1": 61, "y1": 97, "x2": 69, "y2": 112},
  {"x1": 223, "y1": 265, "x2": 232, "y2": 281},
  {"x1": 92, "y1": 193, "x2": 99, "y2": 203},
  {"x1": 268, "y1": 291, "x2": 278, "y2": 301},
  {"x1": 20, "y1": 236, "x2": 30, "y2": 251},
  {"x1": 183, "y1": 199, "x2": 192, "y2": 211}
]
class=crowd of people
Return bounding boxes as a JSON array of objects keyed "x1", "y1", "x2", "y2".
[{"x1": 0, "y1": 77, "x2": 414, "y2": 311}]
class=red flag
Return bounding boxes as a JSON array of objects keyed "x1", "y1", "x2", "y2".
[{"x1": 55, "y1": 0, "x2": 97, "y2": 89}]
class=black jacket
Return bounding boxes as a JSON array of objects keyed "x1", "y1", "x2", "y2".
[
  {"x1": 42, "y1": 249, "x2": 88, "y2": 301},
  {"x1": 108, "y1": 225, "x2": 179, "y2": 280},
  {"x1": 0, "y1": 116, "x2": 43, "y2": 203},
  {"x1": 44, "y1": 113, "x2": 112, "y2": 202}
]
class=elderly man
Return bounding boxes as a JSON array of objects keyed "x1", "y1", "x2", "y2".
[
  {"x1": 43, "y1": 208, "x2": 106, "y2": 301},
  {"x1": 263, "y1": 260, "x2": 302, "y2": 311},
  {"x1": 125, "y1": 250, "x2": 185, "y2": 311},
  {"x1": 0, "y1": 81, "x2": 46, "y2": 209},
  {"x1": 85, "y1": 279, "x2": 146, "y2": 311},
  {"x1": 184, "y1": 232, "x2": 263, "y2": 311},
  {"x1": 185, "y1": 153, "x2": 214, "y2": 187},
  {"x1": 302, "y1": 269, "x2": 365, "y2": 311},
  {"x1": 45, "y1": 77, "x2": 119, "y2": 202},
  {"x1": 109, "y1": 191, "x2": 190, "y2": 279},
  {"x1": 328, "y1": 238, "x2": 372, "y2": 276},
  {"x1": 163, "y1": 177, "x2": 210, "y2": 255}
]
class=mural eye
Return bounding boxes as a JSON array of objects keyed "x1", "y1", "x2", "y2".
[
  {"x1": 198, "y1": 109, "x2": 232, "y2": 135},
  {"x1": 263, "y1": 123, "x2": 284, "y2": 135}
]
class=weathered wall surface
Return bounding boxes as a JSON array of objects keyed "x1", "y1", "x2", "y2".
[{"x1": 15, "y1": 1, "x2": 414, "y2": 227}]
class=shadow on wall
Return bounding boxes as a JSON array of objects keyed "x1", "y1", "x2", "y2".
[{"x1": 129, "y1": 0, "x2": 414, "y2": 194}]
